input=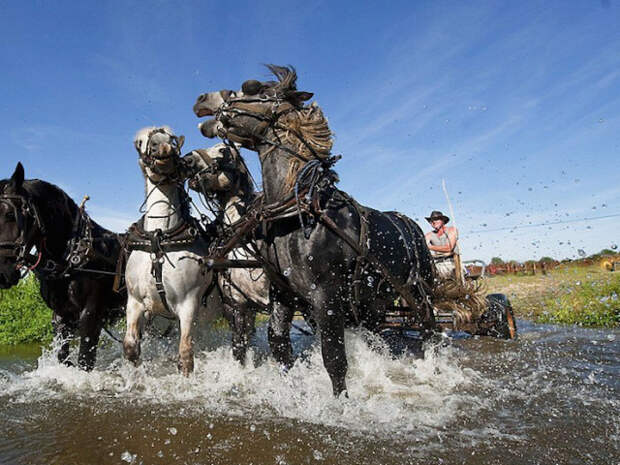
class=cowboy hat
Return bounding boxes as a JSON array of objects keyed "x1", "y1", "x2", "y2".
[{"x1": 425, "y1": 210, "x2": 450, "y2": 224}]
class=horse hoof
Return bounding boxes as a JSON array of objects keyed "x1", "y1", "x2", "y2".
[{"x1": 178, "y1": 360, "x2": 194, "y2": 376}]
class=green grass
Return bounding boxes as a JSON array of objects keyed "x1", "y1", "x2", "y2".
[
  {"x1": 0, "y1": 274, "x2": 54, "y2": 345},
  {"x1": 538, "y1": 275, "x2": 620, "y2": 327},
  {"x1": 486, "y1": 263, "x2": 620, "y2": 328}
]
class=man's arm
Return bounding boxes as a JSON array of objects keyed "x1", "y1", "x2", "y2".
[
  {"x1": 427, "y1": 227, "x2": 458, "y2": 253},
  {"x1": 424, "y1": 231, "x2": 432, "y2": 245}
]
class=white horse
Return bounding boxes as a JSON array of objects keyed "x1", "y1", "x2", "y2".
[
  {"x1": 184, "y1": 143, "x2": 269, "y2": 362},
  {"x1": 123, "y1": 127, "x2": 217, "y2": 375}
]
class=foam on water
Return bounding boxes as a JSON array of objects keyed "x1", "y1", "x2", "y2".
[{"x1": 0, "y1": 330, "x2": 490, "y2": 436}]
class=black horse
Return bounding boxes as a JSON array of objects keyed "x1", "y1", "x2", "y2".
[
  {"x1": 193, "y1": 66, "x2": 437, "y2": 396},
  {"x1": 0, "y1": 162, "x2": 124, "y2": 369}
]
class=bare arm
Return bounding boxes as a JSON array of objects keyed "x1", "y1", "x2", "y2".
[{"x1": 427, "y1": 227, "x2": 458, "y2": 253}]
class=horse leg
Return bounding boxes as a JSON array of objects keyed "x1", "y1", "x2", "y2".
[
  {"x1": 52, "y1": 312, "x2": 74, "y2": 366},
  {"x1": 314, "y1": 292, "x2": 348, "y2": 397},
  {"x1": 223, "y1": 303, "x2": 250, "y2": 365},
  {"x1": 77, "y1": 299, "x2": 105, "y2": 371},
  {"x1": 177, "y1": 301, "x2": 197, "y2": 376},
  {"x1": 268, "y1": 296, "x2": 295, "y2": 371},
  {"x1": 123, "y1": 295, "x2": 145, "y2": 365}
]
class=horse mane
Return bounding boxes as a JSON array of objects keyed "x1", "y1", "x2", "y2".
[
  {"x1": 263, "y1": 65, "x2": 335, "y2": 190},
  {"x1": 266, "y1": 64, "x2": 298, "y2": 94},
  {"x1": 276, "y1": 103, "x2": 334, "y2": 190},
  {"x1": 1, "y1": 176, "x2": 117, "y2": 237}
]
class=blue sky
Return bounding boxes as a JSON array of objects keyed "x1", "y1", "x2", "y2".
[{"x1": 1, "y1": 0, "x2": 618, "y2": 262}]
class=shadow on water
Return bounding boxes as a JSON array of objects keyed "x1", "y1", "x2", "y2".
[{"x1": 0, "y1": 319, "x2": 618, "y2": 465}]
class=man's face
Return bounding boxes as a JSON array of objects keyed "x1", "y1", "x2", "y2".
[{"x1": 431, "y1": 219, "x2": 445, "y2": 230}]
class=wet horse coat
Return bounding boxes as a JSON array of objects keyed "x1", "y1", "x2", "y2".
[
  {"x1": 0, "y1": 163, "x2": 124, "y2": 369},
  {"x1": 193, "y1": 66, "x2": 436, "y2": 395},
  {"x1": 123, "y1": 127, "x2": 217, "y2": 375}
]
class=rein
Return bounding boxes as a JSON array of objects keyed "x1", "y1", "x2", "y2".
[
  {"x1": 211, "y1": 94, "x2": 436, "y2": 330},
  {"x1": 0, "y1": 190, "x2": 121, "y2": 280}
]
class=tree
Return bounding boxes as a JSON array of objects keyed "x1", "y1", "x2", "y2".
[{"x1": 490, "y1": 257, "x2": 504, "y2": 265}]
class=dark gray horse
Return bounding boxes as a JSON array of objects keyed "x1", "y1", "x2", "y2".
[
  {"x1": 193, "y1": 65, "x2": 436, "y2": 396},
  {"x1": 0, "y1": 163, "x2": 124, "y2": 369}
]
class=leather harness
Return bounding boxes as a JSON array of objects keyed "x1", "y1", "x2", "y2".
[{"x1": 203, "y1": 95, "x2": 438, "y2": 330}]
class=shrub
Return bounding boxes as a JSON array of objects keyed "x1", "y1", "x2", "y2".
[{"x1": 0, "y1": 274, "x2": 53, "y2": 344}]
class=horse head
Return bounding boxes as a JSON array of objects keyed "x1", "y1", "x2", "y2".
[
  {"x1": 185, "y1": 143, "x2": 254, "y2": 201},
  {"x1": 0, "y1": 163, "x2": 31, "y2": 288},
  {"x1": 193, "y1": 65, "x2": 315, "y2": 150},
  {"x1": 134, "y1": 126, "x2": 185, "y2": 183}
]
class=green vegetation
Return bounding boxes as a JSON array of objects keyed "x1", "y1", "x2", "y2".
[
  {"x1": 487, "y1": 263, "x2": 619, "y2": 328},
  {"x1": 0, "y1": 275, "x2": 53, "y2": 345}
]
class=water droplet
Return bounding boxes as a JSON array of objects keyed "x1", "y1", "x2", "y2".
[
  {"x1": 310, "y1": 283, "x2": 317, "y2": 290},
  {"x1": 207, "y1": 433, "x2": 212, "y2": 440},
  {"x1": 313, "y1": 450, "x2": 324, "y2": 461},
  {"x1": 577, "y1": 249, "x2": 586, "y2": 257},
  {"x1": 307, "y1": 255, "x2": 313, "y2": 261},
  {"x1": 121, "y1": 451, "x2": 136, "y2": 463},
  {"x1": 250, "y1": 424, "x2": 256, "y2": 432},
  {"x1": 611, "y1": 244, "x2": 617, "y2": 250},
  {"x1": 168, "y1": 427, "x2": 177, "y2": 435},
  {"x1": 327, "y1": 310, "x2": 333, "y2": 316},
  {"x1": 283, "y1": 268, "x2": 291, "y2": 277}
]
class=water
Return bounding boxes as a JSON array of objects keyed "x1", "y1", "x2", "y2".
[{"x1": 0, "y1": 321, "x2": 618, "y2": 465}]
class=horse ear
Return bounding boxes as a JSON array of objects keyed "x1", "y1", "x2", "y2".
[
  {"x1": 242, "y1": 80, "x2": 263, "y2": 95},
  {"x1": 8, "y1": 162, "x2": 25, "y2": 192},
  {"x1": 177, "y1": 135, "x2": 185, "y2": 150},
  {"x1": 293, "y1": 91, "x2": 313, "y2": 102}
]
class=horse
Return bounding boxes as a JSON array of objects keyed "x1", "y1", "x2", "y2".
[
  {"x1": 122, "y1": 126, "x2": 223, "y2": 375},
  {"x1": 0, "y1": 162, "x2": 124, "y2": 369},
  {"x1": 193, "y1": 65, "x2": 436, "y2": 396},
  {"x1": 183, "y1": 143, "x2": 268, "y2": 363}
]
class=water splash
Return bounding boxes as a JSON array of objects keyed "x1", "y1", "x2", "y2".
[{"x1": 0, "y1": 330, "x2": 482, "y2": 435}]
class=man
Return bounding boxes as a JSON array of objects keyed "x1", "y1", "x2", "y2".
[{"x1": 425, "y1": 210, "x2": 459, "y2": 279}]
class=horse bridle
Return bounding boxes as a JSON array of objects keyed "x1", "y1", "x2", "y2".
[
  {"x1": 0, "y1": 192, "x2": 45, "y2": 270},
  {"x1": 138, "y1": 128, "x2": 185, "y2": 184},
  {"x1": 214, "y1": 94, "x2": 324, "y2": 165}
]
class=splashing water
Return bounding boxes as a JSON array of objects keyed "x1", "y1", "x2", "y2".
[
  {"x1": 0, "y1": 329, "x2": 482, "y2": 435},
  {"x1": 0, "y1": 321, "x2": 618, "y2": 464}
]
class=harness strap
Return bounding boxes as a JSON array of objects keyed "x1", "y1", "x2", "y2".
[{"x1": 318, "y1": 209, "x2": 436, "y2": 331}]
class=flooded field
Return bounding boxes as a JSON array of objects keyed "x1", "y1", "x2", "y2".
[{"x1": 0, "y1": 320, "x2": 618, "y2": 465}]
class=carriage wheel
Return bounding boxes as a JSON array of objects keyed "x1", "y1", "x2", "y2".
[{"x1": 484, "y1": 293, "x2": 517, "y2": 339}]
